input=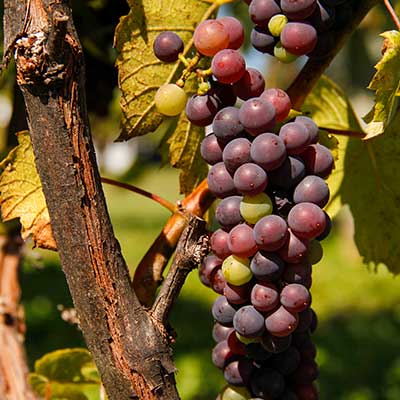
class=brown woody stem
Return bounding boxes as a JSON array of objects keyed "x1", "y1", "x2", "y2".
[{"x1": 384, "y1": 0, "x2": 400, "y2": 30}]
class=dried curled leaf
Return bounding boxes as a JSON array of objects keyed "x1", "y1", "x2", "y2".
[{"x1": 0, "y1": 131, "x2": 56, "y2": 250}]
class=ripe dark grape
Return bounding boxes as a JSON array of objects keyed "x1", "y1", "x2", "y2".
[
  {"x1": 250, "y1": 133, "x2": 287, "y2": 171},
  {"x1": 211, "y1": 268, "x2": 227, "y2": 294},
  {"x1": 228, "y1": 223, "x2": 258, "y2": 258},
  {"x1": 239, "y1": 98, "x2": 276, "y2": 135},
  {"x1": 249, "y1": 0, "x2": 281, "y2": 25},
  {"x1": 309, "y1": 309, "x2": 318, "y2": 333},
  {"x1": 269, "y1": 156, "x2": 306, "y2": 190},
  {"x1": 224, "y1": 282, "x2": 251, "y2": 305},
  {"x1": 251, "y1": 282, "x2": 279, "y2": 312},
  {"x1": 296, "y1": 308, "x2": 313, "y2": 333},
  {"x1": 280, "y1": 22, "x2": 317, "y2": 56},
  {"x1": 200, "y1": 134, "x2": 224, "y2": 165},
  {"x1": 288, "y1": 202, "x2": 326, "y2": 239},
  {"x1": 262, "y1": 333, "x2": 292, "y2": 353},
  {"x1": 279, "y1": 122, "x2": 311, "y2": 155},
  {"x1": 223, "y1": 138, "x2": 252, "y2": 173},
  {"x1": 199, "y1": 254, "x2": 222, "y2": 287},
  {"x1": 213, "y1": 323, "x2": 234, "y2": 343},
  {"x1": 227, "y1": 330, "x2": 247, "y2": 355},
  {"x1": 295, "y1": 116, "x2": 319, "y2": 144},
  {"x1": 308, "y1": 1, "x2": 335, "y2": 32},
  {"x1": 283, "y1": 261, "x2": 312, "y2": 288},
  {"x1": 250, "y1": 367, "x2": 285, "y2": 399},
  {"x1": 233, "y1": 163, "x2": 268, "y2": 195},
  {"x1": 212, "y1": 49, "x2": 246, "y2": 84},
  {"x1": 223, "y1": 358, "x2": 254, "y2": 386},
  {"x1": 213, "y1": 107, "x2": 244, "y2": 143},
  {"x1": 251, "y1": 26, "x2": 276, "y2": 54},
  {"x1": 265, "y1": 305, "x2": 299, "y2": 337},
  {"x1": 278, "y1": 229, "x2": 309, "y2": 263},
  {"x1": 272, "y1": 189, "x2": 294, "y2": 217},
  {"x1": 233, "y1": 68, "x2": 265, "y2": 101},
  {"x1": 216, "y1": 196, "x2": 244, "y2": 231},
  {"x1": 245, "y1": 343, "x2": 272, "y2": 361},
  {"x1": 208, "y1": 162, "x2": 236, "y2": 199},
  {"x1": 194, "y1": 20, "x2": 229, "y2": 56},
  {"x1": 293, "y1": 175, "x2": 330, "y2": 207},
  {"x1": 260, "y1": 88, "x2": 292, "y2": 122},
  {"x1": 212, "y1": 340, "x2": 237, "y2": 369},
  {"x1": 316, "y1": 211, "x2": 332, "y2": 241},
  {"x1": 217, "y1": 16, "x2": 245, "y2": 50},
  {"x1": 250, "y1": 251, "x2": 285, "y2": 282},
  {"x1": 233, "y1": 305, "x2": 265, "y2": 338},
  {"x1": 153, "y1": 31, "x2": 184, "y2": 62},
  {"x1": 281, "y1": 389, "x2": 299, "y2": 400},
  {"x1": 186, "y1": 94, "x2": 220, "y2": 126},
  {"x1": 254, "y1": 214, "x2": 289, "y2": 251},
  {"x1": 294, "y1": 383, "x2": 319, "y2": 400},
  {"x1": 308, "y1": 239, "x2": 323, "y2": 265},
  {"x1": 300, "y1": 143, "x2": 334, "y2": 178},
  {"x1": 291, "y1": 360, "x2": 320, "y2": 384},
  {"x1": 212, "y1": 296, "x2": 237, "y2": 327},
  {"x1": 280, "y1": 283, "x2": 311, "y2": 313},
  {"x1": 271, "y1": 346, "x2": 301, "y2": 375},
  {"x1": 281, "y1": 0, "x2": 317, "y2": 20},
  {"x1": 210, "y1": 81, "x2": 237, "y2": 107},
  {"x1": 211, "y1": 228, "x2": 231, "y2": 260}
]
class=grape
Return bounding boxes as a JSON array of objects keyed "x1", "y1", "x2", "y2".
[
  {"x1": 221, "y1": 385, "x2": 251, "y2": 400},
  {"x1": 274, "y1": 41, "x2": 299, "y2": 64},
  {"x1": 240, "y1": 193, "x2": 273, "y2": 225},
  {"x1": 260, "y1": 89, "x2": 292, "y2": 122},
  {"x1": 233, "y1": 163, "x2": 268, "y2": 196},
  {"x1": 239, "y1": 98, "x2": 276, "y2": 135},
  {"x1": 294, "y1": 383, "x2": 319, "y2": 400},
  {"x1": 233, "y1": 68, "x2": 265, "y2": 101},
  {"x1": 153, "y1": 31, "x2": 184, "y2": 62},
  {"x1": 224, "y1": 358, "x2": 254, "y2": 386},
  {"x1": 250, "y1": 133, "x2": 287, "y2": 171},
  {"x1": 212, "y1": 340, "x2": 237, "y2": 369},
  {"x1": 212, "y1": 49, "x2": 246, "y2": 84},
  {"x1": 281, "y1": 0, "x2": 317, "y2": 19},
  {"x1": 294, "y1": 116, "x2": 319, "y2": 144},
  {"x1": 288, "y1": 202, "x2": 326, "y2": 239},
  {"x1": 268, "y1": 14, "x2": 289, "y2": 37},
  {"x1": 212, "y1": 296, "x2": 237, "y2": 327},
  {"x1": 250, "y1": 367, "x2": 285, "y2": 399},
  {"x1": 283, "y1": 261, "x2": 312, "y2": 287},
  {"x1": 278, "y1": 230, "x2": 309, "y2": 263},
  {"x1": 253, "y1": 215, "x2": 289, "y2": 251},
  {"x1": 194, "y1": 20, "x2": 229, "y2": 56},
  {"x1": 212, "y1": 268, "x2": 227, "y2": 294},
  {"x1": 228, "y1": 223, "x2": 258, "y2": 258},
  {"x1": 293, "y1": 175, "x2": 330, "y2": 207},
  {"x1": 155, "y1": 84, "x2": 187, "y2": 116},
  {"x1": 309, "y1": 308, "x2": 318, "y2": 333},
  {"x1": 201, "y1": 134, "x2": 224, "y2": 165},
  {"x1": 308, "y1": 1, "x2": 335, "y2": 32},
  {"x1": 227, "y1": 330, "x2": 247, "y2": 355},
  {"x1": 291, "y1": 360, "x2": 319, "y2": 384},
  {"x1": 297, "y1": 334, "x2": 317, "y2": 359},
  {"x1": 316, "y1": 211, "x2": 331, "y2": 241},
  {"x1": 223, "y1": 138, "x2": 252, "y2": 173},
  {"x1": 308, "y1": 239, "x2": 323, "y2": 265},
  {"x1": 271, "y1": 189, "x2": 294, "y2": 217},
  {"x1": 218, "y1": 16, "x2": 245, "y2": 50},
  {"x1": 213, "y1": 323, "x2": 235, "y2": 342},
  {"x1": 237, "y1": 333, "x2": 259, "y2": 345},
  {"x1": 216, "y1": 196, "x2": 244, "y2": 231},
  {"x1": 199, "y1": 254, "x2": 222, "y2": 287},
  {"x1": 208, "y1": 162, "x2": 236, "y2": 199},
  {"x1": 250, "y1": 251, "x2": 284, "y2": 282},
  {"x1": 271, "y1": 346, "x2": 301, "y2": 375},
  {"x1": 279, "y1": 122, "x2": 311, "y2": 155},
  {"x1": 186, "y1": 94, "x2": 220, "y2": 126},
  {"x1": 249, "y1": 0, "x2": 281, "y2": 25},
  {"x1": 296, "y1": 308, "x2": 313, "y2": 333},
  {"x1": 210, "y1": 81, "x2": 238, "y2": 108},
  {"x1": 280, "y1": 23, "x2": 317, "y2": 56},
  {"x1": 211, "y1": 229, "x2": 231, "y2": 260},
  {"x1": 224, "y1": 282, "x2": 251, "y2": 305},
  {"x1": 269, "y1": 156, "x2": 306, "y2": 190},
  {"x1": 261, "y1": 333, "x2": 292, "y2": 353},
  {"x1": 245, "y1": 343, "x2": 272, "y2": 361},
  {"x1": 280, "y1": 283, "x2": 311, "y2": 313},
  {"x1": 251, "y1": 282, "x2": 279, "y2": 312},
  {"x1": 233, "y1": 305, "x2": 265, "y2": 338},
  {"x1": 213, "y1": 107, "x2": 244, "y2": 143},
  {"x1": 251, "y1": 26, "x2": 276, "y2": 54},
  {"x1": 222, "y1": 255, "x2": 253, "y2": 286},
  {"x1": 300, "y1": 143, "x2": 334, "y2": 178},
  {"x1": 281, "y1": 389, "x2": 299, "y2": 400},
  {"x1": 265, "y1": 306, "x2": 299, "y2": 337},
  {"x1": 292, "y1": 331, "x2": 310, "y2": 348}
]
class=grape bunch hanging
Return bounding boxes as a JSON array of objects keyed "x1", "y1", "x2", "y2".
[{"x1": 152, "y1": 7, "x2": 334, "y2": 400}]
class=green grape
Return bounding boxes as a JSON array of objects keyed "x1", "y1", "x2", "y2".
[
  {"x1": 222, "y1": 255, "x2": 252, "y2": 286},
  {"x1": 222, "y1": 385, "x2": 252, "y2": 400},
  {"x1": 155, "y1": 83, "x2": 187, "y2": 116},
  {"x1": 274, "y1": 42, "x2": 298, "y2": 64},
  {"x1": 308, "y1": 239, "x2": 323, "y2": 265},
  {"x1": 236, "y1": 332, "x2": 259, "y2": 344},
  {"x1": 268, "y1": 14, "x2": 288, "y2": 37},
  {"x1": 240, "y1": 193, "x2": 273, "y2": 224}
]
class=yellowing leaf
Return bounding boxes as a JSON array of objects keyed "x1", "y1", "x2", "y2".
[
  {"x1": 0, "y1": 132, "x2": 56, "y2": 250},
  {"x1": 363, "y1": 30, "x2": 400, "y2": 139}
]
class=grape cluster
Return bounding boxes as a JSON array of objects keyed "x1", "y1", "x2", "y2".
[
  {"x1": 199, "y1": 87, "x2": 333, "y2": 399},
  {"x1": 244, "y1": 0, "x2": 352, "y2": 62}
]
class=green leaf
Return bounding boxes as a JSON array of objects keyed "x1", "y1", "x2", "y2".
[
  {"x1": 0, "y1": 131, "x2": 56, "y2": 250},
  {"x1": 115, "y1": 0, "x2": 219, "y2": 141},
  {"x1": 29, "y1": 349, "x2": 102, "y2": 400},
  {"x1": 363, "y1": 31, "x2": 400, "y2": 139}
]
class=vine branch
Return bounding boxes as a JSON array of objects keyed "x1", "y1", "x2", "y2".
[{"x1": 383, "y1": 0, "x2": 400, "y2": 30}]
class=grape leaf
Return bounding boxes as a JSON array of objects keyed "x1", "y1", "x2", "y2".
[
  {"x1": 363, "y1": 31, "x2": 400, "y2": 139},
  {"x1": 29, "y1": 348, "x2": 102, "y2": 400},
  {"x1": 0, "y1": 132, "x2": 56, "y2": 250}
]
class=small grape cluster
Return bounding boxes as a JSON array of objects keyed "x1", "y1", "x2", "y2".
[
  {"x1": 244, "y1": 0, "x2": 351, "y2": 62},
  {"x1": 199, "y1": 87, "x2": 333, "y2": 399}
]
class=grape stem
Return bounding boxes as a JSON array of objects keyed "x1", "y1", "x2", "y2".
[
  {"x1": 176, "y1": 53, "x2": 202, "y2": 88},
  {"x1": 320, "y1": 127, "x2": 366, "y2": 139},
  {"x1": 383, "y1": 0, "x2": 400, "y2": 30},
  {"x1": 101, "y1": 177, "x2": 177, "y2": 214}
]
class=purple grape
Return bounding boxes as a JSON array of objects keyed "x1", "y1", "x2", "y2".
[
  {"x1": 227, "y1": 329, "x2": 247, "y2": 355},
  {"x1": 309, "y1": 308, "x2": 318, "y2": 333},
  {"x1": 293, "y1": 383, "x2": 319, "y2": 399},
  {"x1": 280, "y1": 22, "x2": 317, "y2": 56},
  {"x1": 308, "y1": 239, "x2": 323, "y2": 264},
  {"x1": 290, "y1": 360, "x2": 320, "y2": 384},
  {"x1": 250, "y1": 251, "x2": 285, "y2": 282},
  {"x1": 261, "y1": 333, "x2": 292, "y2": 353},
  {"x1": 250, "y1": 367, "x2": 285, "y2": 399},
  {"x1": 281, "y1": 389, "x2": 299, "y2": 400},
  {"x1": 249, "y1": 0, "x2": 281, "y2": 25},
  {"x1": 251, "y1": 282, "x2": 279, "y2": 312},
  {"x1": 300, "y1": 143, "x2": 334, "y2": 178},
  {"x1": 253, "y1": 215, "x2": 289, "y2": 251},
  {"x1": 250, "y1": 133, "x2": 287, "y2": 171},
  {"x1": 299, "y1": 338, "x2": 317, "y2": 361},
  {"x1": 233, "y1": 68, "x2": 265, "y2": 101},
  {"x1": 215, "y1": 196, "x2": 244, "y2": 231},
  {"x1": 211, "y1": 268, "x2": 227, "y2": 294},
  {"x1": 213, "y1": 323, "x2": 234, "y2": 342},
  {"x1": 212, "y1": 296, "x2": 237, "y2": 327},
  {"x1": 251, "y1": 26, "x2": 277, "y2": 54},
  {"x1": 199, "y1": 254, "x2": 222, "y2": 287},
  {"x1": 239, "y1": 98, "x2": 276, "y2": 136},
  {"x1": 223, "y1": 138, "x2": 252, "y2": 173},
  {"x1": 233, "y1": 305, "x2": 265, "y2": 338},
  {"x1": 207, "y1": 162, "x2": 236, "y2": 199},
  {"x1": 269, "y1": 156, "x2": 306, "y2": 190},
  {"x1": 210, "y1": 228, "x2": 231, "y2": 260},
  {"x1": 209, "y1": 82, "x2": 237, "y2": 107},
  {"x1": 281, "y1": 0, "x2": 317, "y2": 20},
  {"x1": 308, "y1": 1, "x2": 335, "y2": 32},
  {"x1": 316, "y1": 211, "x2": 332, "y2": 241},
  {"x1": 200, "y1": 134, "x2": 224, "y2": 165},
  {"x1": 153, "y1": 31, "x2": 184, "y2": 62},
  {"x1": 223, "y1": 358, "x2": 254, "y2": 386},
  {"x1": 224, "y1": 282, "x2": 251, "y2": 305},
  {"x1": 233, "y1": 163, "x2": 268, "y2": 195},
  {"x1": 211, "y1": 49, "x2": 246, "y2": 84},
  {"x1": 283, "y1": 261, "x2": 312, "y2": 287},
  {"x1": 271, "y1": 189, "x2": 294, "y2": 217},
  {"x1": 212, "y1": 340, "x2": 237, "y2": 369},
  {"x1": 271, "y1": 346, "x2": 301, "y2": 375},
  {"x1": 293, "y1": 175, "x2": 330, "y2": 207},
  {"x1": 280, "y1": 283, "x2": 311, "y2": 313},
  {"x1": 217, "y1": 16, "x2": 245, "y2": 50},
  {"x1": 279, "y1": 122, "x2": 311, "y2": 155},
  {"x1": 228, "y1": 223, "x2": 258, "y2": 258},
  {"x1": 212, "y1": 107, "x2": 244, "y2": 143},
  {"x1": 260, "y1": 88, "x2": 292, "y2": 122},
  {"x1": 295, "y1": 116, "x2": 319, "y2": 143},
  {"x1": 265, "y1": 305, "x2": 299, "y2": 337},
  {"x1": 278, "y1": 230, "x2": 309, "y2": 263},
  {"x1": 245, "y1": 342, "x2": 272, "y2": 361},
  {"x1": 296, "y1": 308, "x2": 313, "y2": 333},
  {"x1": 288, "y1": 202, "x2": 327, "y2": 239},
  {"x1": 186, "y1": 94, "x2": 219, "y2": 126}
]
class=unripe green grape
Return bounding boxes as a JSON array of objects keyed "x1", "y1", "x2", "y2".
[
  {"x1": 155, "y1": 83, "x2": 187, "y2": 116},
  {"x1": 236, "y1": 332, "x2": 259, "y2": 344},
  {"x1": 308, "y1": 239, "x2": 323, "y2": 264},
  {"x1": 222, "y1": 385, "x2": 251, "y2": 400},
  {"x1": 222, "y1": 255, "x2": 252, "y2": 286},
  {"x1": 268, "y1": 14, "x2": 288, "y2": 37},
  {"x1": 274, "y1": 42, "x2": 298, "y2": 64},
  {"x1": 240, "y1": 193, "x2": 273, "y2": 224}
]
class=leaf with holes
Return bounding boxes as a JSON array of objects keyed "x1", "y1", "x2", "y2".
[{"x1": 0, "y1": 132, "x2": 56, "y2": 250}]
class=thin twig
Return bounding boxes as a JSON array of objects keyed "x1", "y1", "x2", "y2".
[
  {"x1": 321, "y1": 127, "x2": 366, "y2": 138},
  {"x1": 101, "y1": 177, "x2": 177, "y2": 214},
  {"x1": 384, "y1": 0, "x2": 400, "y2": 30}
]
